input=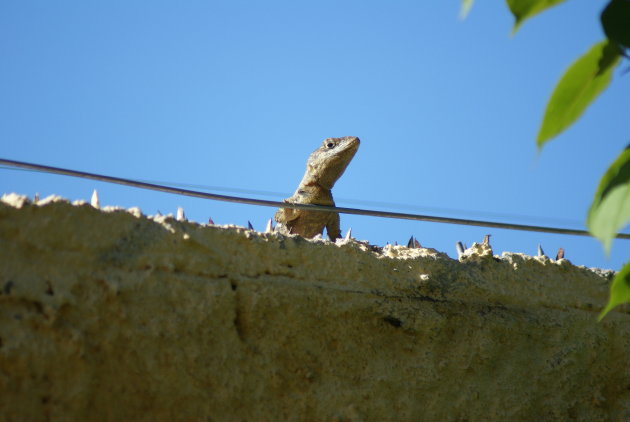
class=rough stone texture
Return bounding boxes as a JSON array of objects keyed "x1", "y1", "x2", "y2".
[{"x1": 0, "y1": 193, "x2": 629, "y2": 422}]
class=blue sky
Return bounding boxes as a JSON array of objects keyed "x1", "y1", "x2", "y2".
[{"x1": 1, "y1": 1, "x2": 628, "y2": 270}]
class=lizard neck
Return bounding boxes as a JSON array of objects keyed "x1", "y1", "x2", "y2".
[{"x1": 297, "y1": 178, "x2": 330, "y2": 193}]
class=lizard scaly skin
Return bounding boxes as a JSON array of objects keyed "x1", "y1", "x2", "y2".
[{"x1": 274, "y1": 136, "x2": 360, "y2": 240}]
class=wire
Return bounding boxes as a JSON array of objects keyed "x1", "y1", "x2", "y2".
[
  {"x1": 1, "y1": 157, "x2": 629, "y2": 239},
  {"x1": 0, "y1": 164, "x2": 586, "y2": 228}
]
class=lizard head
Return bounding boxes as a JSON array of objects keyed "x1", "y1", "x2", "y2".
[{"x1": 305, "y1": 136, "x2": 360, "y2": 190}]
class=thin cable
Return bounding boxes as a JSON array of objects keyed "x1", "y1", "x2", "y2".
[
  {"x1": 0, "y1": 164, "x2": 587, "y2": 228},
  {"x1": 1, "y1": 157, "x2": 629, "y2": 239}
]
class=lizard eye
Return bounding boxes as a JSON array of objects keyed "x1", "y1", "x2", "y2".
[{"x1": 326, "y1": 141, "x2": 335, "y2": 149}]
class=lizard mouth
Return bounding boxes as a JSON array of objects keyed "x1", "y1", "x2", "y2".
[{"x1": 333, "y1": 136, "x2": 360, "y2": 156}]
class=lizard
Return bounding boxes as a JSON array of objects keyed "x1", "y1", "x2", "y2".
[{"x1": 274, "y1": 136, "x2": 360, "y2": 240}]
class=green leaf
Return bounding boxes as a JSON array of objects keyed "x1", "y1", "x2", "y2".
[
  {"x1": 601, "y1": 0, "x2": 630, "y2": 51},
  {"x1": 460, "y1": 0, "x2": 474, "y2": 19},
  {"x1": 536, "y1": 40, "x2": 621, "y2": 148},
  {"x1": 599, "y1": 261, "x2": 630, "y2": 320},
  {"x1": 587, "y1": 146, "x2": 630, "y2": 253},
  {"x1": 506, "y1": 0, "x2": 567, "y2": 32}
]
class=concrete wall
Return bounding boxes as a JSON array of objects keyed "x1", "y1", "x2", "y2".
[{"x1": 1, "y1": 193, "x2": 628, "y2": 421}]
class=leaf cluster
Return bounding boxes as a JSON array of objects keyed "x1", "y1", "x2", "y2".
[{"x1": 462, "y1": 0, "x2": 630, "y2": 319}]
